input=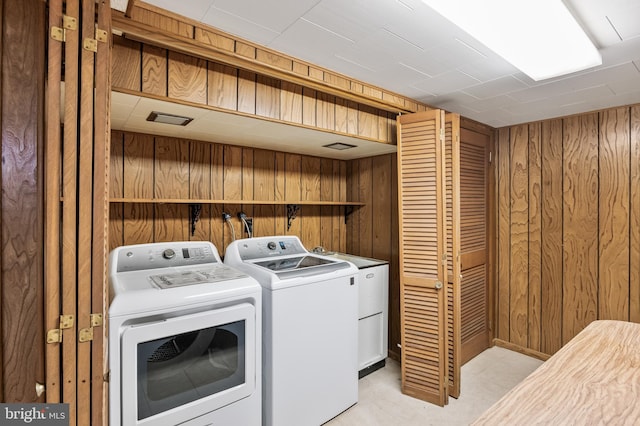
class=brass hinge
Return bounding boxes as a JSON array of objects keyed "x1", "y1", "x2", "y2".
[
  {"x1": 50, "y1": 26, "x2": 65, "y2": 42},
  {"x1": 79, "y1": 313, "x2": 103, "y2": 343},
  {"x1": 90, "y1": 313, "x2": 103, "y2": 327},
  {"x1": 63, "y1": 15, "x2": 77, "y2": 31},
  {"x1": 50, "y1": 15, "x2": 77, "y2": 43},
  {"x1": 46, "y1": 314, "x2": 74, "y2": 344},
  {"x1": 79, "y1": 327, "x2": 93, "y2": 342},
  {"x1": 96, "y1": 28, "x2": 108, "y2": 44},
  {"x1": 83, "y1": 38, "x2": 98, "y2": 52}
]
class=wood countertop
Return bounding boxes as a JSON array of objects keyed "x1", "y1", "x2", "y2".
[{"x1": 472, "y1": 320, "x2": 640, "y2": 425}]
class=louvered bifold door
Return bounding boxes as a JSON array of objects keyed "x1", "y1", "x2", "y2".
[
  {"x1": 444, "y1": 113, "x2": 461, "y2": 398},
  {"x1": 397, "y1": 110, "x2": 449, "y2": 406}
]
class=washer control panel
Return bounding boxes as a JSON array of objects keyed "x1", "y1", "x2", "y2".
[
  {"x1": 236, "y1": 236, "x2": 307, "y2": 260},
  {"x1": 114, "y1": 242, "x2": 219, "y2": 272}
]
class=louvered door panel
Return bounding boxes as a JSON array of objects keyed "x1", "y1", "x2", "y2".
[
  {"x1": 444, "y1": 113, "x2": 461, "y2": 398},
  {"x1": 397, "y1": 110, "x2": 448, "y2": 406},
  {"x1": 459, "y1": 128, "x2": 491, "y2": 364},
  {"x1": 461, "y1": 264, "x2": 487, "y2": 341}
]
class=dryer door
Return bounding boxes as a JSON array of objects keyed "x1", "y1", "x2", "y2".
[{"x1": 120, "y1": 303, "x2": 256, "y2": 426}]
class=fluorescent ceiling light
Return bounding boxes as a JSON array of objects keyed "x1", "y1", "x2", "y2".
[
  {"x1": 422, "y1": 0, "x2": 602, "y2": 81},
  {"x1": 146, "y1": 111, "x2": 193, "y2": 126}
]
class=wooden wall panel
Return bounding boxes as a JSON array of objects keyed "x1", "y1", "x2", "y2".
[
  {"x1": 358, "y1": 158, "x2": 373, "y2": 258},
  {"x1": 496, "y1": 105, "x2": 640, "y2": 357},
  {"x1": 540, "y1": 119, "x2": 563, "y2": 354},
  {"x1": 562, "y1": 114, "x2": 598, "y2": 344},
  {"x1": 1, "y1": 0, "x2": 45, "y2": 401},
  {"x1": 598, "y1": 108, "x2": 629, "y2": 320},
  {"x1": 238, "y1": 70, "x2": 256, "y2": 114},
  {"x1": 111, "y1": 36, "x2": 406, "y2": 144},
  {"x1": 210, "y1": 144, "x2": 224, "y2": 250},
  {"x1": 110, "y1": 132, "x2": 350, "y2": 254},
  {"x1": 280, "y1": 81, "x2": 303, "y2": 124},
  {"x1": 111, "y1": 37, "x2": 140, "y2": 91},
  {"x1": 301, "y1": 156, "x2": 321, "y2": 248},
  {"x1": 208, "y1": 63, "x2": 238, "y2": 110},
  {"x1": 142, "y1": 44, "x2": 167, "y2": 96},
  {"x1": 302, "y1": 87, "x2": 317, "y2": 127},
  {"x1": 496, "y1": 128, "x2": 510, "y2": 341},
  {"x1": 189, "y1": 141, "x2": 212, "y2": 241},
  {"x1": 167, "y1": 52, "x2": 207, "y2": 104},
  {"x1": 527, "y1": 123, "x2": 542, "y2": 351},
  {"x1": 509, "y1": 125, "x2": 528, "y2": 348},
  {"x1": 256, "y1": 75, "x2": 280, "y2": 119},
  {"x1": 632, "y1": 106, "x2": 640, "y2": 323}
]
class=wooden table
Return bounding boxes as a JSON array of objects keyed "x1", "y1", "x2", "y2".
[{"x1": 472, "y1": 320, "x2": 640, "y2": 425}]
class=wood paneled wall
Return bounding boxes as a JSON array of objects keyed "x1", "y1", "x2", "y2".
[
  {"x1": 0, "y1": 0, "x2": 45, "y2": 402},
  {"x1": 112, "y1": 36, "x2": 399, "y2": 145},
  {"x1": 114, "y1": 1, "x2": 427, "y2": 114},
  {"x1": 496, "y1": 105, "x2": 640, "y2": 356},
  {"x1": 109, "y1": 131, "x2": 348, "y2": 254},
  {"x1": 347, "y1": 154, "x2": 400, "y2": 360}
]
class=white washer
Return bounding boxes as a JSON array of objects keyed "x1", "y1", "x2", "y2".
[
  {"x1": 108, "y1": 241, "x2": 261, "y2": 426},
  {"x1": 224, "y1": 236, "x2": 358, "y2": 426}
]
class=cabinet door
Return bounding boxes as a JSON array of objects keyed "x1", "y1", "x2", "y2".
[{"x1": 397, "y1": 110, "x2": 449, "y2": 406}]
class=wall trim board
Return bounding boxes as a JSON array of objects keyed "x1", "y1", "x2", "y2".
[{"x1": 492, "y1": 339, "x2": 550, "y2": 362}]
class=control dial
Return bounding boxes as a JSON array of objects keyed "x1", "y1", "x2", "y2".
[
  {"x1": 162, "y1": 248, "x2": 176, "y2": 259},
  {"x1": 267, "y1": 241, "x2": 277, "y2": 250}
]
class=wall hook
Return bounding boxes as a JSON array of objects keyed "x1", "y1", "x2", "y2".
[
  {"x1": 286, "y1": 204, "x2": 300, "y2": 231},
  {"x1": 189, "y1": 204, "x2": 202, "y2": 236}
]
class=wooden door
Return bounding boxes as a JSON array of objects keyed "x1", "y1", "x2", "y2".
[
  {"x1": 397, "y1": 110, "x2": 449, "y2": 406},
  {"x1": 459, "y1": 127, "x2": 491, "y2": 364}
]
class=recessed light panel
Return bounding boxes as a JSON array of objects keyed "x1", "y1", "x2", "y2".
[
  {"x1": 323, "y1": 142, "x2": 357, "y2": 150},
  {"x1": 422, "y1": 0, "x2": 602, "y2": 80},
  {"x1": 146, "y1": 111, "x2": 194, "y2": 126}
]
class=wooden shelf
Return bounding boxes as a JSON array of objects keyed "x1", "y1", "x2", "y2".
[{"x1": 109, "y1": 198, "x2": 365, "y2": 206}]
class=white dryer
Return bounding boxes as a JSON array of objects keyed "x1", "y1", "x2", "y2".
[
  {"x1": 224, "y1": 236, "x2": 358, "y2": 426},
  {"x1": 108, "y1": 241, "x2": 261, "y2": 426}
]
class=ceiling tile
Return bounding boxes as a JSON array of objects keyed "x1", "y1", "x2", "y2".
[{"x1": 463, "y1": 76, "x2": 529, "y2": 99}]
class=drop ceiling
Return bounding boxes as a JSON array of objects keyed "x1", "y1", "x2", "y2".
[{"x1": 113, "y1": 0, "x2": 640, "y2": 128}]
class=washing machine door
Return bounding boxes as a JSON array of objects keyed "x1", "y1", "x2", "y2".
[{"x1": 119, "y1": 303, "x2": 256, "y2": 426}]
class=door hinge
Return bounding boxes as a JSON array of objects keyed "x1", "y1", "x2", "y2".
[
  {"x1": 96, "y1": 28, "x2": 108, "y2": 44},
  {"x1": 50, "y1": 26, "x2": 65, "y2": 42},
  {"x1": 46, "y1": 314, "x2": 74, "y2": 344},
  {"x1": 63, "y1": 15, "x2": 77, "y2": 31},
  {"x1": 79, "y1": 313, "x2": 103, "y2": 343},
  {"x1": 50, "y1": 15, "x2": 77, "y2": 43},
  {"x1": 489, "y1": 151, "x2": 492, "y2": 164},
  {"x1": 83, "y1": 38, "x2": 98, "y2": 52}
]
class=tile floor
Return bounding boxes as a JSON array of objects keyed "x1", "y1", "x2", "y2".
[{"x1": 326, "y1": 346, "x2": 544, "y2": 426}]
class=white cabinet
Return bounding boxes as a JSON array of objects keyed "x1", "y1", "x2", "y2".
[{"x1": 323, "y1": 252, "x2": 389, "y2": 377}]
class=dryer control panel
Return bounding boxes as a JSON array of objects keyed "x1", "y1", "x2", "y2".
[{"x1": 113, "y1": 241, "x2": 220, "y2": 273}]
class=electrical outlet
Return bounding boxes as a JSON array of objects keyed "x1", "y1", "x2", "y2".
[{"x1": 245, "y1": 218, "x2": 253, "y2": 236}]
